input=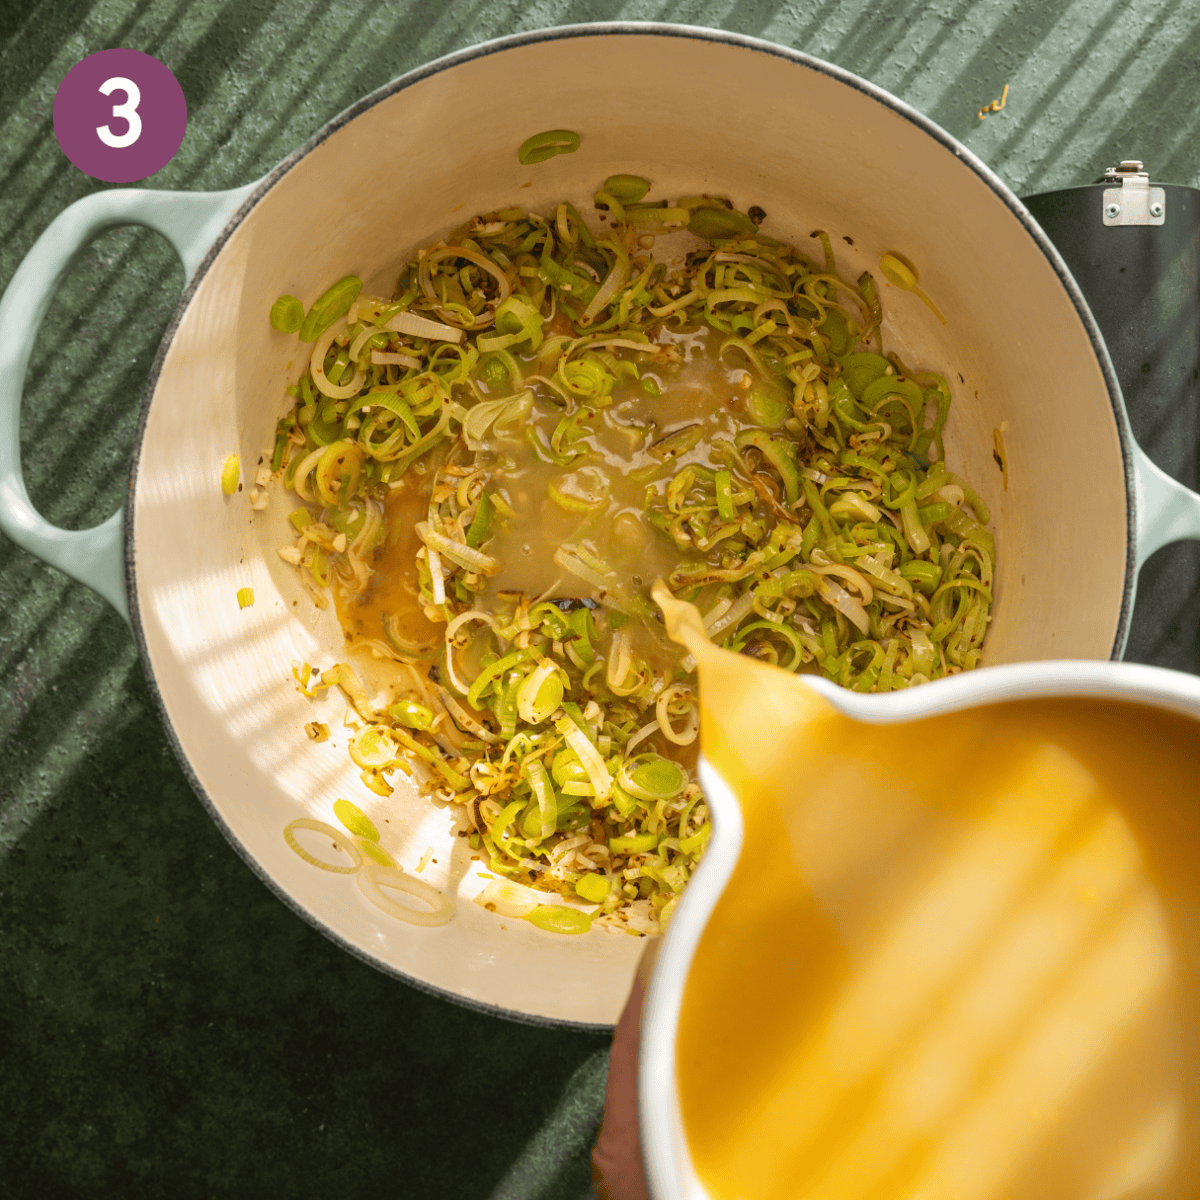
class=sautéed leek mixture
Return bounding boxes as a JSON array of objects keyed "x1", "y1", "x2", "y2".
[{"x1": 268, "y1": 180, "x2": 996, "y2": 935}]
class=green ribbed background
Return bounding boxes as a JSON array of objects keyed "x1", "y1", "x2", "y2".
[{"x1": 2, "y1": 2, "x2": 1199, "y2": 1197}]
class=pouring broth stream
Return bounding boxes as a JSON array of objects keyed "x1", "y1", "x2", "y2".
[{"x1": 659, "y1": 592, "x2": 1200, "y2": 1200}]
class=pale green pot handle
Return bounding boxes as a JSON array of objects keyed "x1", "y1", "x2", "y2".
[
  {"x1": 0, "y1": 183, "x2": 256, "y2": 624},
  {"x1": 1133, "y1": 441, "x2": 1200, "y2": 570}
]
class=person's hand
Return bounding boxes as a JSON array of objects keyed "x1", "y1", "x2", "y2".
[{"x1": 591, "y1": 938, "x2": 663, "y2": 1200}]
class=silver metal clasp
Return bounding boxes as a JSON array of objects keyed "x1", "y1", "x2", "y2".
[{"x1": 1102, "y1": 160, "x2": 1165, "y2": 226}]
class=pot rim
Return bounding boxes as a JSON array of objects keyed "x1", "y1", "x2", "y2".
[{"x1": 122, "y1": 21, "x2": 1137, "y2": 1026}]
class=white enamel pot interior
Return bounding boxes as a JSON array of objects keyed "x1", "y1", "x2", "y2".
[
  {"x1": 4, "y1": 23, "x2": 1200, "y2": 1028},
  {"x1": 638, "y1": 659, "x2": 1200, "y2": 1200}
]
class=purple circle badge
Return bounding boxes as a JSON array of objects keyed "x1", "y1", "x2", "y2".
[{"x1": 53, "y1": 49, "x2": 187, "y2": 183}]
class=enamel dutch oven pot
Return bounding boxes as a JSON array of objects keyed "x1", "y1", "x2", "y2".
[{"x1": 3, "y1": 24, "x2": 1200, "y2": 1028}]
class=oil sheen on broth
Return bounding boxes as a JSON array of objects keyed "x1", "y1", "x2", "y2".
[{"x1": 669, "y1": 630, "x2": 1200, "y2": 1200}]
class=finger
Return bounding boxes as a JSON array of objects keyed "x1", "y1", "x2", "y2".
[{"x1": 591, "y1": 939, "x2": 661, "y2": 1200}]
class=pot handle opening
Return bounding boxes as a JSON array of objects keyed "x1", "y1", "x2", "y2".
[
  {"x1": 0, "y1": 183, "x2": 257, "y2": 624},
  {"x1": 1133, "y1": 442, "x2": 1200, "y2": 570}
]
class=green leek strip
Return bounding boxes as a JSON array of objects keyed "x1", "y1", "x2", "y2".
[
  {"x1": 529, "y1": 602, "x2": 571, "y2": 639},
  {"x1": 858, "y1": 555, "x2": 913, "y2": 599},
  {"x1": 594, "y1": 190, "x2": 626, "y2": 221},
  {"x1": 517, "y1": 129, "x2": 581, "y2": 164},
  {"x1": 477, "y1": 296, "x2": 545, "y2": 352},
  {"x1": 313, "y1": 441, "x2": 364, "y2": 507},
  {"x1": 914, "y1": 470, "x2": 952, "y2": 501},
  {"x1": 730, "y1": 620, "x2": 806, "y2": 671},
  {"x1": 467, "y1": 649, "x2": 534, "y2": 710},
  {"x1": 555, "y1": 715, "x2": 611, "y2": 804},
  {"x1": 802, "y1": 477, "x2": 836, "y2": 540},
  {"x1": 465, "y1": 491, "x2": 492, "y2": 548},
  {"x1": 581, "y1": 240, "x2": 631, "y2": 325},
  {"x1": 619, "y1": 756, "x2": 686, "y2": 801},
  {"x1": 419, "y1": 525, "x2": 500, "y2": 576},
  {"x1": 392, "y1": 727, "x2": 468, "y2": 790},
  {"x1": 389, "y1": 699, "x2": 435, "y2": 730},
  {"x1": 678, "y1": 822, "x2": 711, "y2": 855},
  {"x1": 494, "y1": 670, "x2": 523, "y2": 740},
  {"x1": 688, "y1": 206, "x2": 756, "y2": 240},
  {"x1": 602, "y1": 174, "x2": 650, "y2": 203},
  {"x1": 611, "y1": 832, "x2": 658, "y2": 855},
  {"x1": 270, "y1": 295, "x2": 304, "y2": 334},
  {"x1": 548, "y1": 482, "x2": 605, "y2": 513},
  {"x1": 320, "y1": 662, "x2": 377, "y2": 721},
  {"x1": 899, "y1": 559, "x2": 941, "y2": 593},
  {"x1": 272, "y1": 431, "x2": 294, "y2": 477},
  {"x1": 524, "y1": 759, "x2": 557, "y2": 841},
  {"x1": 526, "y1": 425, "x2": 576, "y2": 466},
  {"x1": 526, "y1": 906, "x2": 593, "y2": 935},
  {"x1": 388, "y1": 400, "x2": 453, "y2": 472},
  {"x1": 491, "y1": 798, "x2": 525, "y2": 853},
  {"x1": 478, "y1": 349, "x2": 523, "y2": 390},
  {"x1": 567, "y1": 607, "x2": 600, "y2": 662},
  {"x1": 334, "y1": 797, "x2": 380, "y2": 841},
  {"x1": 930, "y1": 594, "x2": 972, "y2": 645},
  {"x1": 361, "y1": 389, "x2": 420, "y2": 439},
  {"x1": 517, "y1": 659, "x2": 565, "y2": 725},
  {"x1": 877, "y1": 639, "x2": 900, "y2": 690},
  {"x1": 299, "y1": 276, "x2": 362, "y2": 342},
  {"x1": 707, "y1": 285, "x2": 775, "y2": 308},
  {"x1": 628, "y1": 206, "x2": 689, "y2": 229},
  {"x1": 942, "y1": 509, "x2": 996, "y2": 560},
  {"x1": 931, "y1": 576, "x2": 994, "y2": 607},
  {"x1": 575, "y1": 874, "x2": 611, "y2": 902},
  {"x1": 539, "y1": 256, "x2": 598, "y2": 306},
  {"x1": 552, "y1": 744, "x2": 590, "y2": 787},
  {"x1": 558, "y1": 700, "x2": 593, "y2": 740},
  {"x1": 899, "y1": 499, "x2": 930, "y2": 554},
  {"x1": 745, "y1": 382, "x2": 791, "y2": 429},
  {"x1": 326, "y1": 505, "x2": 366, "y2": 541},
  {"x1": 909, "y1": 627, "x2": 937, "y2": 675},
  {"x1": 945, "y1": 475, "x2": 992, "y2": 524},
  {"x1": 800, "y1": 514, "x2": 821, "y2": 559},
  {"x1": 610, "y1": 783, "x2": 637, "y2": 818},
  {"x1": 221, "y1": 454, "x2": 240, "y2": 495},
  {"x1": 734, "y1": 430, "x2": 800, "y2": 504},
  {"x1": 860, "y1": 373, "x2": 922, "y2": 413},
  {"x1": 837, "y1": 452, "x2": 890, "y2": 487}
]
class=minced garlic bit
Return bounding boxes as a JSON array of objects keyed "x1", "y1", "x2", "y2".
[
  {"x1": 249, "y1": 488, "x2": 269, "y2": 511},
  {"x1": 277, "y1": 545, "x2": 302, "y2": 565},
  {"x1": 236, "y1": 587, "x2": 255, "y2": 609},
  {"x1": 221, "y1": 453, "x2": 240, "y2": 495},
  {"x1": 304, "y1": 721, "x2": 331, "y2": 742},
  {"x1": 254, "y1": 464, "x2": 273, "y2": 487},
  {"x1": 332, "y1": 532, "x2": 348, "y2": 553}
]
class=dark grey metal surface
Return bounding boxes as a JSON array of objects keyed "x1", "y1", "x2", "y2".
[{"x1": 1023, "y1": 181, "x2": 1200, "y2": 675}]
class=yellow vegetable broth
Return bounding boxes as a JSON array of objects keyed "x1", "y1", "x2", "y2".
[
  {"x1": 338, "y1": 325, "x2": 771, "y2": 670},
  {"x1": 673, "y1": 633, "x2": 1200, "y2": 1199}
]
